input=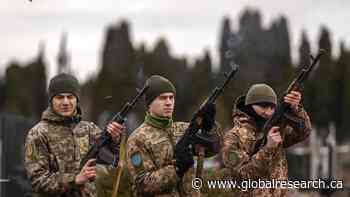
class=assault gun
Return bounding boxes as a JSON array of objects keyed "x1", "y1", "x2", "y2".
[
  {"x1": 175, "y1": 64, "x2": 239, "y2": 178},
  {"x1": 252, "y1": 49, "x2": 325, "y2": 155},
  {"x1": 80, "y1": 85, "x2": 149, "y2": 169}
]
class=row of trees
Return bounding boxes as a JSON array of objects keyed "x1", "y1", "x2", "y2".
[{"x1": 1, "y1": 9, "x2": 350, "y2": 142}]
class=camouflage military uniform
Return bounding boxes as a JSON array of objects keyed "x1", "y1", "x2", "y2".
[
  {"x1": 221, "y1": 96, "x2": 311, "y2": 197},
  {"x1": 24, "y1": 108, "x2": 103, "y2": 197},
  {"x1": 127, "y1": 121, "x2": 218, "y2": 197}
]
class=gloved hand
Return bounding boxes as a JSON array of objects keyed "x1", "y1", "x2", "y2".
[
  {"x1": 174, "y1": 144, "x2": 194, "y2": 178},
  {"x1": 199, "y1": 103, "x2": 216, "y2": 131}
]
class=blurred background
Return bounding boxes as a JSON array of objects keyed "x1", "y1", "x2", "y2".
[{"x1": 1, "y1": 0, "x2": 350, "y2": 196}]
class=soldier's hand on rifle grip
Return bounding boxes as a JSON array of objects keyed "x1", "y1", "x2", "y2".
[
  {"x1": 284, "y1": 91, "x2": 301, "y2": 111},
  {"x1": 266, "y1": 127, "x2": 282, "y2": 148},
  {"x1": 75, "y1": 159, "x2": 97, "y2": 185},
  {"x1": 106, "y1": 121, "x2": 125, "y2": 141},
  {"x1": 199, "y1": 103, "x2": 216, "y2": 131}
]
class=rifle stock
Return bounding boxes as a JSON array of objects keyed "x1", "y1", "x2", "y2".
[{"x1": 111, "y1": 132, "x2": 127, "y2": 197}]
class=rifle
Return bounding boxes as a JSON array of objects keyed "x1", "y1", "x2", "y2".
[
  {"x1": 110, "y1": 85, "x2": 148, "y2": 197},
  {"x1": 252, "y1": 49, "x2": 325, "y2": 155},
  {"x1": 176, "y1": 64, "x2": 239, "y2": 178},
  {"x1": 80, "y1": 85, "x2": 149, "y2": 169}
]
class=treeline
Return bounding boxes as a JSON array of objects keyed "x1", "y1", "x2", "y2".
[{"x1": 1, "y1": 9, "x2": 350, "y2": 142}]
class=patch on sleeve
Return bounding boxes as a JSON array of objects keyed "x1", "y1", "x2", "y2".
[
  {"x1": 228, "y1": 151, "x2": 239, "y2": 166},
  {"x1": 78, "y1": 137, "x2": 89, "y2": 155},
  {"x1": 131, "y1": 152, "x2": 142, "y2": 168},
  {"x1": 26, "y1": 143, "x2": 37, "y2": 161}
]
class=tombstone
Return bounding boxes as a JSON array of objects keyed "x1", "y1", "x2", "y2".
[
  {"x1": 289, "y1": 122, "x2": 350, "y2": 196},
  {"x1": 0, "y1": 113, "x2": 34, "y2": 197}
]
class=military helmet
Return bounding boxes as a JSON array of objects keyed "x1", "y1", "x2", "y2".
[
  {"x1": 245, "y1": 83, "x2": 277, "y2": 105},
  {"x1": 145, "y1": 75, "x2": 176, "y2": 106}
]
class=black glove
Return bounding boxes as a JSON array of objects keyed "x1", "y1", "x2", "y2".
[
  {"x1": 199, "y1": 103, "x2": 216, "y2": 131},
  {"x1": 174, "y1": 144, "x2": 194, "y2": 178}
]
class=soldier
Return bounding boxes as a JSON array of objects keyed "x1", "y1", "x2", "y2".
[
  {"x1": 126, "y1": 75, "x2": 219, "y2": 197},
  {"x1": 221, "y1": 83, "x2": 312, "y2": 196},
  {"x1": 24, "y1": 73, "x2": 123, "y2": 197}
]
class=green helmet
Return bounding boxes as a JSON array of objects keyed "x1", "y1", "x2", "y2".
[
  {"x1": 145, "y1": 75, "x2": 176, "y2": 106},
  {"x1": 245, "y1": 83, "x2": 277, "y2": 106}
]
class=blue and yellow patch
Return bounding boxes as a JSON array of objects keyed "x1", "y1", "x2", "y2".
[{"x1": 131, "y1": 152, "x2": 142, "y2": 168}]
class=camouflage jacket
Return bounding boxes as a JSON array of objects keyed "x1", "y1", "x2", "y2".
[
  {"x1": 24, "y1": 108, "x2": 117, "y2": 197},
  {"x1": 126, "y1": 121, "x2": 219, "y2": 197},
  {"x1": 221, "y1": 96, "x2": 311, "y2": 197}
]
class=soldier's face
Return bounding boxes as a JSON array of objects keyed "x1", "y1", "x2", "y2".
[
  {"x1": 52, "y1": 93, "x2": 77, "y2": 117},
  {"x1": 252, "y1": 104, "x2": 275, "y2": 119},
  {"x1": 148, "y1": 92, "x2": 175, "y2": 118}
]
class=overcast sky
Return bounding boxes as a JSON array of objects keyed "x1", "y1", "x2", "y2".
[{"x1": 1, "y1": 0, "x2": 349, "y2": 82}]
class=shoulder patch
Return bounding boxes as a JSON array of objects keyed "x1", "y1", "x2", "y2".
[
  {"x1": 78, "y1": 137, "x2": 89, "y2": 154},
  {"x1": 131, "y1": 152, "x2": 142, "y2": 168},
  {"x1": 25, "y1": 143, "x2": 38, "y2": 161},
  {"x1": 228, "y1": 151, "x2": 239, "y2": 166}
]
